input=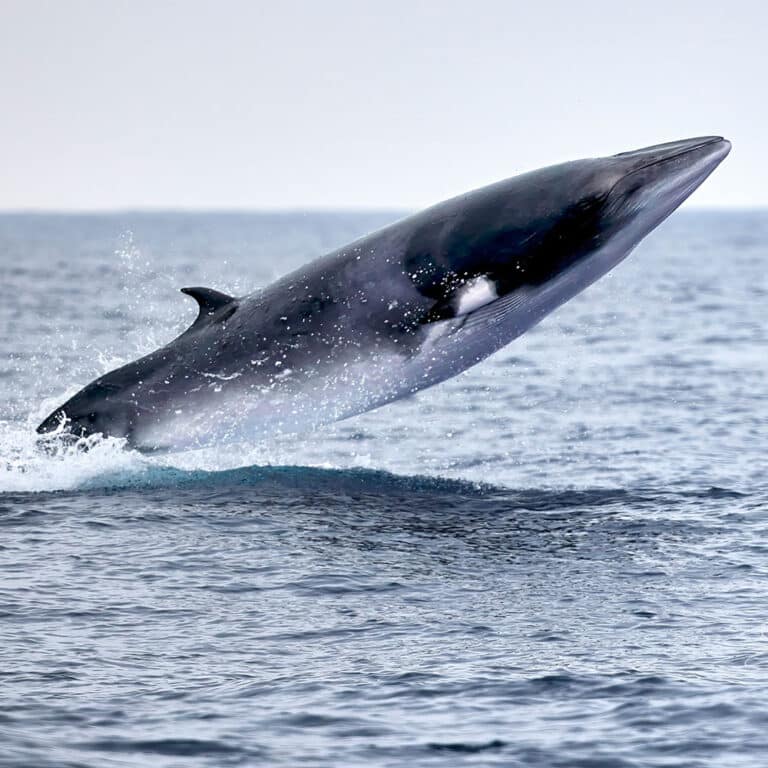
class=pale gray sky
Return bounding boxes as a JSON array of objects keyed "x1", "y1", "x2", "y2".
[{"x1": 0, "y1": 0, "x2": 763, "y2": 210}]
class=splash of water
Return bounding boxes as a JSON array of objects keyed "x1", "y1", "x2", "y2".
[{"x1": 0, "y1": 420, "x2": 144, "y2": 494}]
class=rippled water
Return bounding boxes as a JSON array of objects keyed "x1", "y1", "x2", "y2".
[{"x1": 1, "y1": 211, "x2": 767, "y2": 766}]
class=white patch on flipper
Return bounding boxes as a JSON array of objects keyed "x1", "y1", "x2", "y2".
[{"x1": 453, "y1": 276, "x2": 498, "y2": 316}]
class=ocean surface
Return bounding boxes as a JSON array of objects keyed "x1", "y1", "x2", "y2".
[{"x1": 0, "y1": 210, "x2": 766, "y2": 767}]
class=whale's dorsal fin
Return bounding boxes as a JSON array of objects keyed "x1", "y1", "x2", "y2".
[{"x1": 181, "y1": 286, "x2": 237, "y2": 330}]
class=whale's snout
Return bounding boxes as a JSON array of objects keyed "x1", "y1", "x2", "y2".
[
  {"x1": 610, "y1": 136, "x2": 731, "y2": 198},
  {"x1": 602, "y1": 136, "x2": 731, "y2": 234},
  {"x1": 614, "y1": 136, "x2": 731, "y2": 168}
]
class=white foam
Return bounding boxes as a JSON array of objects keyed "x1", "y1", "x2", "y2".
[{"x1": 0, "y1": 419, "x2": 146, "y2": 494}]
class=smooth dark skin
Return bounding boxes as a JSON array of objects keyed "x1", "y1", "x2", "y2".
[{"x1": 38, "y1": 137, "x2": 730, "y2": 450}]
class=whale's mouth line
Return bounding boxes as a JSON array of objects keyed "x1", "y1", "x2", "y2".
[
  {"x1": 614, "y1": 136, "x2": 725, "y2": 161},
  {"x1": 636, "y1": 136, "x2": 724, "y2": 172},
  {"x1": 611, "y1": 137, "x2": 728, "y2": 192}
]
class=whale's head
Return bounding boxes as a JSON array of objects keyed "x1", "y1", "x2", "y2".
[
  {"x1": 594, "y1": 136, "x2": 731, "y2": 249},
  {"x1": 407, "y1": 136, "x2": 731, "y2": 324},
  {"x1": 500, "y1": 136, "x2": 731, "y2": 283}
]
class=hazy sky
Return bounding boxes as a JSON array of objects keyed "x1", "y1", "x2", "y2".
[{"x1": 0, "y1": 0, "x2": 763, "y2": 210}]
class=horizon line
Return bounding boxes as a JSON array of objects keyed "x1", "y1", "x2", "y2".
[{"x1": 0, "y1": 204, "x2": 765, "y2": 216}]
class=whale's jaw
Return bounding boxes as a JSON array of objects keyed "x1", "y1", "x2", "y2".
[{"x1": 606, "y1": 136, "x2": 731, "y2": 239}]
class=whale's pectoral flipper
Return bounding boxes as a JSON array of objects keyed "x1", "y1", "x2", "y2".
[
  {"x1": 420, "y1": 275, "x2": 500, "y2": 327},
  {"x1": 421, "y1": 282, "x2": 535, "y2": 339},
  {"x1": 181, "y1": 287, "x2": 238, "y2": 329},
  {"x1": 456, "y1": 288, "x2": 536, "y2": 335}
]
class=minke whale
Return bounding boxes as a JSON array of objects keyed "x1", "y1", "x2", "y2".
[{"x1": 38, "y1": 136, "x2": 731, "y2": 451}]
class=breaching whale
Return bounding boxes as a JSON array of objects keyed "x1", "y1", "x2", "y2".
[{"x1": 38, "y1": 136, "x2": 731, "y2": 451}]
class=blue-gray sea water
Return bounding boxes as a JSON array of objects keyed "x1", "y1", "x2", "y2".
[{"x1": 1, "y1": 211, "x2": 766, "y2": 767}]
